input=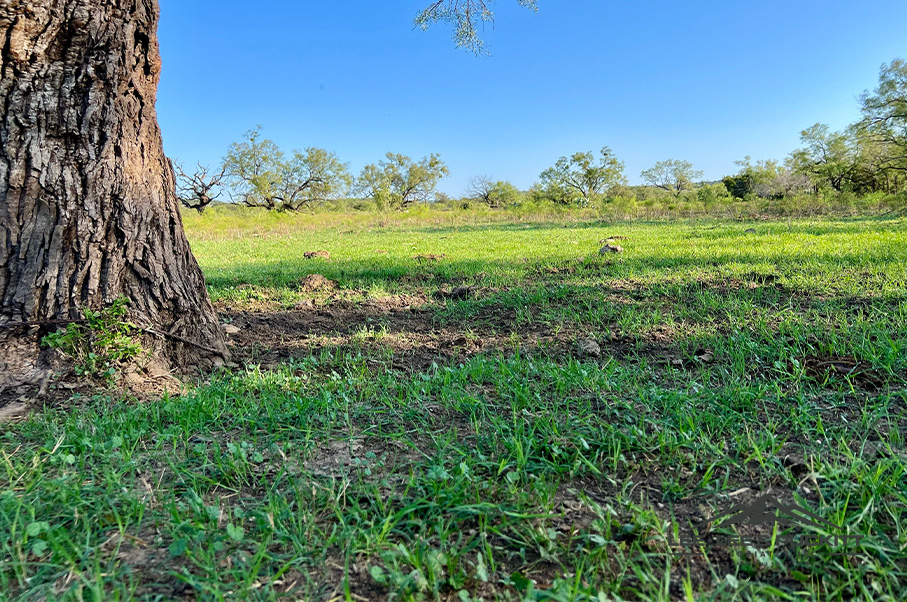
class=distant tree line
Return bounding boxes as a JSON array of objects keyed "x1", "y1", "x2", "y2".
[{"x1": 175, "y1": 59, "x2": 907, "y2": 214}]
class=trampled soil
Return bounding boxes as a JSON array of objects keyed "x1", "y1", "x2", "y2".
[{"x1": 219, "y1": 293, "x2": 641, "y2": 373}]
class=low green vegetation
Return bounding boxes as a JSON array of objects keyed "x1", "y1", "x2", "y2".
[
  {"x1": 2, "y1": 213, "x2": 905, "y2": 600},
  {"x1": 40, "y1": 298, "x2": 143, "y2": 384}
]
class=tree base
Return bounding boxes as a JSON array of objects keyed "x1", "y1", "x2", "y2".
[
  {"x1": 0, "y1": 330, "x2": 54, "y2": 390},
  {"x1": 0, "y1": 325, "x2": 228, "y2": 406}
]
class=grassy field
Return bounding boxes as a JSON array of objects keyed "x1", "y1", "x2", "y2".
[{"x1": 2, "y1": 212, "x2": 906, "y2": 601}]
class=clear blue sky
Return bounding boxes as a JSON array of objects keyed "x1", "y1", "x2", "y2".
[{"x1": 157, "y1": 0, "x2": 907, "y2": 194}]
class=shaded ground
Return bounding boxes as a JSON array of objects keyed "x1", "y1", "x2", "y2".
[{"x1": 223, "y1": 292, "x2": 596, "y2": 373}]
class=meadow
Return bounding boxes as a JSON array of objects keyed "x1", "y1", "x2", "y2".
[{"x1": 1, "y1": 210, "x2": 906, "y2": 601}]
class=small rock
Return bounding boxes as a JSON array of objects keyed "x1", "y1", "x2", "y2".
[
  {"x1": 577, "y1": 338, "x2": 601, "y2": 358},
  {"x1": 222, "y1": 324, "x2": 241, "y2": 335},
  {"x1": 599, "y1": 244, "x2": 623, "y2": 255}
]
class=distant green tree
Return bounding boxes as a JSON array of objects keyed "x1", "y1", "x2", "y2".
[
  {"x1": 539, "y1": 147, "x2": 627, "y2": 207},
  {"x1": 722, "y1": 156, "x2": 781, "y2": 199},
  {"x1": 358, "y1": 153, "x2": 450, "y2": 211},
  {"x1": 223, "y1": 127, "x2": 351, "y2": 211},
  {"x1": 696, "y1": 182, "x2": 729, "y2": 208},
  {"x1": 848, "y1": 126, "x2": 905, "y2": 193},
  {"x1": 859, "y1": 58, "x2": 907, "y2": 175},
  {"x1": 466, "y1": 176, "x2": 522, "y2": 208},
  {"x1": 433, "y1": 191, "x2": 455, "y2": 204},
  {"x1": 527, "y1": 182, "x2": 566, "y2": 205},
  {"x1": 789, "y1": 124, "x2": 854, "y2": 192},
  {"x1": 640, "y1": 159, "x2": 703, "y2": 197}
]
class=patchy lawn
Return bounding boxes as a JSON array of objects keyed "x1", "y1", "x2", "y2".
[{"x1": 2, "y1": 215, "x2": 906, "y2": 601}]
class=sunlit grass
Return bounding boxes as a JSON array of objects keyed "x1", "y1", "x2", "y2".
[{"x1": 1, "y1": 212, "x2": 905, "y2": 600}]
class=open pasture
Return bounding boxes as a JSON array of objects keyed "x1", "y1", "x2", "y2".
[{"x1": 2, "y1": 214, "x2": 906, "y2": 601}]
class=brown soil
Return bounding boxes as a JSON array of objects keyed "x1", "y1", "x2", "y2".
[
  {"x1": 802, "y1": 354, "x2": 885, "y2": 390},
  {"x1": 413, "y1": 253, "x2": 447, "y2": 262},
  {"x1": 298, "y1": 273, "x2": 337, "y2": 292},
  {"x1": 219, "y1": 293, "x2": 667, "y2": 373}
]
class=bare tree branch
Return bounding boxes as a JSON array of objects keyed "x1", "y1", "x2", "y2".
[
  {"x1": 173, "y1": 160, "x2": 227, "y2": 213},
  {"x1": 415, "y1": 0, "x2": 538, "y2": 54}
]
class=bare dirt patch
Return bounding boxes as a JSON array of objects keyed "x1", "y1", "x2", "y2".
[
  {"x1": 220, "y1": 294, "x2": 604, "y2": 372},
  {"x1": 802, "y1": 354, "x2": 885, "y2": 390},
  {"x1": 298, "y1": 273, "x2": 337, "y2": 292},
  {"x1": 413, "y1": 253, "x2": 447, "y2": 263}
]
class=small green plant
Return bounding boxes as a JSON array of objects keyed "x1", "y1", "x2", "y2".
[{"x1": 41, "y1": 297, "x2": 142, "y2": 382}]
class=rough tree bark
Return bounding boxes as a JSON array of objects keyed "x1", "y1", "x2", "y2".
[{"x1": 0, "y1": 0, "x2": 228, "y2": 389}]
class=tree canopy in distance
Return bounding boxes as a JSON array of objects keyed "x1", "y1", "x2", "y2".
[
  {"x1": 223, "y1": 128, "x2": 352, "y2": 212},
  {"x1": 358, "y1": 153, "x2": 450, "y2": 210},
  {"x1": 538, "y1": 148, "x2": 627, "y2": 207},
  {"x1": 640, "y1": 160, "x2": 704, "y2": 197}
]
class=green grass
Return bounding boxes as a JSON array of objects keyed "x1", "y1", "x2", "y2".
[{"x1": 2, "y1": 213, "x2": 906, "y2": 600}]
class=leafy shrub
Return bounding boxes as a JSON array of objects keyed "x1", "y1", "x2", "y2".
[
  {"x1": 697, "y1": 182, "x2": 729, "y2": 209},
  {"x1": 41, "y1": 298, "x2": 142, "y2": 382}
]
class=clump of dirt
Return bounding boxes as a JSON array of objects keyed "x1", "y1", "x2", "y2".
[
  {"x1": 363, "y1": 294, "x2": 430, "y2": 312},
  {"x1": 0, "y1": 398, "x2": 30, "y2": 423},
  {"x1": 120, "y1": 361, "x2": 184, "y2": 399},
  {"x1": 435, "y1": 286, "x2": 476, "y2": 300},
  {"x1": 400, "y1": 272, "x2": 432, "y2": 284},
  {"x1": 298, "y1": 274, "x2": 336, "y2": 292},
  {"x1": 414, "y1": 253, "x2": 446, "y2": 263},
  {"x1": 304, "y1": 438, "x2": 365, "y2": 477},
  {"x1": 304, "y1": 250, "x2": 331, "y2": 260},
  {"x1": 577, "y1": 338, "x2": 602, "y2": 358}
]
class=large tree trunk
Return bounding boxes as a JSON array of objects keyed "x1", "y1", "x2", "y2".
[{"x1": 0, "y1": 0, "x2": 228, "y2": 389}]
